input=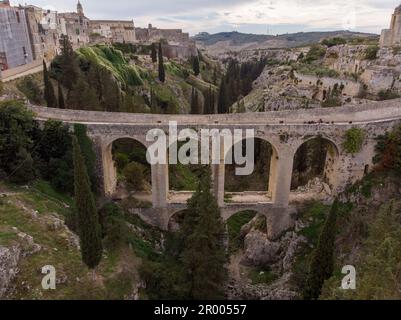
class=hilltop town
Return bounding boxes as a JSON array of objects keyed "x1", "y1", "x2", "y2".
[
  {"x1": 0, "y1": 1, "x2": 401, "y2": 302},
  {"x1": 0, "y1": 0, "x2": 196, "y2": 80}
]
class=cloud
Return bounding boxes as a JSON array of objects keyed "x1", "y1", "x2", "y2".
[{"x1": 10, "y1": 0, "x2": 399, "y2": 34}]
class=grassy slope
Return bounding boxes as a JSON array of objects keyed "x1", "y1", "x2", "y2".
[
  {"x1": 291, "y1": 173, "x2": 401, "y2": 300},
  {"x1": 320, "y1": 173, "x2": 401, "y2": 300},
  {"x1": 0, "y1": 181, "x2": 142, "y2": 300}
]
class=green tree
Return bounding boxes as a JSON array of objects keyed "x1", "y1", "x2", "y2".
[
  {"x1": 9, "y1": 147, "x2": 35, "y2": 184},
  {"x1": 123, "y1": 162, "x2": 145, "y2": 191},
  {"x1": 36, "y1": 120, "x2": 74, "y2": 193},
  {"x1": 57, "y1": 35, "x2": 79, "y2": 90},
  {"x1": 58, "y1": 82, "x2": 65, "y2": 109},
  {"x1": 304, "y1": 199, "x2": 339, "y2": 300},
  {"x1": 217, "y1": 78, "x2": 228, "y2": 114},
  {"x1": 68, "y1": 77, "x2": 100, "y2": 110},
  {"x1": 72, "y1": 136, "x2": 103, "y2": 270},
  {"x1": 74, "y1": 124, "x2": 97, "y2": 192},
  {"x1": 17, "y1": 76, "x2": 43, "y2": 105},
  {"x1": 190, "y1": 87, "x2": 199, "y2": 114},
  {"x1": 374, "y1": 125, "x2": 401, "y2": 173},
  {"x1": 158, "y1": 42, "x2": 165, "y2": 83},
  {"x1": 212, "y1": 67, "x2": 218, "y2": 85},
  {"x1": 0, "y1": 101, "x2": 35, "y2": 177},
  {"x1": 192, "y1": 55, "x2": 200, "y2": 76},
  {"x1": 180, "y1": 167, "x2": 227, "y2": 299},
  {"x1": 343, "y1": 128, "x2": 365, "y2": 154},
  {"x1": 151, "y1": 43, "x2": 157, "y2": 63},
  {"x1": 43, "y1": 60, "x2": 57, "y2": 108}
]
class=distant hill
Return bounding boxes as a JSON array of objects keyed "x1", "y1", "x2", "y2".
[{"x1": 193, "y1": 30, "x2": 379, "y2": 53}]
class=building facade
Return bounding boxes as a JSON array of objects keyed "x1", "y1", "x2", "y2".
[
  {"x1": 135, "y1": 24, "x2": 191, "y2": 45},
  {"x1": 58, "y1": 1, "x2": 90, "y2": 49},
  {"x1": 0, "y1": 1, "x2": 33, "y2": 70},
  {"x1": 24, "y1": 5, "x2": 60, "y2": 61},
  {"x1": 90, "y1": 20, "x2": 136, "y2": 44},
  {"x1": 380, "y1": 5, "x2": 401, "y2": 47}
]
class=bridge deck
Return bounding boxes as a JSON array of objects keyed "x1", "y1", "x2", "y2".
[{"x1": 29, "y1": 99, "x2": 401, "y2": 126}]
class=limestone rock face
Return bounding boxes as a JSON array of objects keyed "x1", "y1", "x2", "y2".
[
  {"x1": 242, "y1": 230, "x2": 281, "y2": 266},
  {"x1": 0, "y1": 245, "x2": 21, "y2": 298},
  {"x1": 0, "y1": 228, "x2": 43, "y2": 298}
]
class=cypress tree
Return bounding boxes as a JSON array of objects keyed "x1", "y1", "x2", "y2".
[
  {"x1": 74, "y1": 124, "x2": 97, "y2": 192},
  {"x1": 209, "y1": 85, "x2": 215, "y2": 114},
  {"x1": 190, "y1": 87, "x2": 199, "y2": 114},
  {"x1": 158, "y1": 42, "x2": 165, "y2": 83},
  {"x1": 192, "y1": 55, "x2": 200, "y2": 76},
  {"x1": 43, "y1": 60, "x2": 57, "y2": 108},
  {"x1": 304, "y1": 198, "x2": 339, "y2": 300},
  {"x1": 59, "y1": 35, "x2": 79, "y2": 91},
  {"x1": 217, "y1": 79, "x2": 228, "y2": 114},
  {"x1": 72, "y1": 136, "x2": 102, "y2": 270},
  {"x1": 212, "y1": 67, "x2": 218, "y2": 85},
  {"x1": 151, "y1": 43, "x2": 157, "y2": 63},
  {"x1": 58, "y1": 82, "x2": 65, "y2": 109},
  {"x1": 180, "y1": 167, "x2": 227, "y2": 299}
]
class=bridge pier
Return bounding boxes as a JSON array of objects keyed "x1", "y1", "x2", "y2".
[
  {"x1": 151, "y1": 163, "x2": 169, "y2": 208},
  {"x1": 269, "y1": 148, "x2": 294, "y2": 207},
  {"x1": 212, "y1": 138, "x2": 226, "y2": 207}
]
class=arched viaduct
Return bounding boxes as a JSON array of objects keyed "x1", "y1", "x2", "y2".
[{"x1": 30, "y1": 99, "x2": 401, "y2": 239}]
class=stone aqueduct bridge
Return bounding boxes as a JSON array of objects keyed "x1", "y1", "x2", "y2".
[{"x1": 30, "y1": 100, "x2": 401, "y2": 239}]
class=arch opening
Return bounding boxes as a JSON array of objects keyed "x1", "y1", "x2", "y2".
[
  {"x1": 168, "y1": 138, "x2": 205, "y2": 204},
  {"x1": 109, "y1": 137, "x2": 152, "y2": 207},
  {"x1": 224, "y1": 138, "x2": 276, "y2": 204},
  {"x1": 291, "y1": 136, "x2": 339, "y2": 195},
  {"x1": 167, "y1": 209, "x2": 190, "y2": 232}
]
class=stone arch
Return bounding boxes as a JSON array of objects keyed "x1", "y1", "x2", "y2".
[
  {"x1": 167, "y1": 209, "x2": 189, "y2": 232},
  {"x1": 291, "y1": 135, "x2": 340, "y2": 192},
  {"x1": 101, "y1": 136, "x2": 151, "y2": 199},
  {"x1": 222, "y1": 206, "x2": 266, "y2": 221},
  {"x1": 223, "y1": 136, "x2": 280, "y2": 204}
]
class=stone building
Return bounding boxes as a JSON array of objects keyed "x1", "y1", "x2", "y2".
[
  {"x1": 58, "y1": 1, "x2": 90, "y2": 49},
  {"x1": 380, "y1": 4, "x2": 401, "y2": 47},
  {"x1": 89, "y1": 20, "x2": 136, "y2": 44},
  {"x1": 24, "y1": 5, "x2": 60, "y2": 61},
  {"x1": 135, "y1": 24, "x2": 191, "y2": 45},
  {"x1": 135, "y1": 24, "x2": 197, "y2": 58},
  {"x1": 0, "y1": 0, "x2": 33, "y2": 70}
]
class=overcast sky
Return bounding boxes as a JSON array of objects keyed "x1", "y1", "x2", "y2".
[{"x1": 11, "y1": 0, "x2": 401, "y2": 35}]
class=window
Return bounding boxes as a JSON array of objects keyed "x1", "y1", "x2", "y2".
[{"x1": 16, "y1": 11, "x2": 20, "y2": 23}]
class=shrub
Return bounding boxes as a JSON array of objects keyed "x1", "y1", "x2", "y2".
[
  {"x1": 304, "y1": 45, "x2": 327, "y2": 63},
  {"x1": 114, "y1": 152, "x2": 129, "y2": 172},
  {"x1": 123, "y1": 162, "x2": 145, "y2": 191},
  {"x1": 374, "y1": 125, "x2": 401, "y2": 173},
  {"x1": 17, "y1": 76, "x2": 43, "y2": 104},
  {"x1": 9, "y1": 148, "x2": 35, "y2": 183},
  {"x1": 343, "y1": 128, "x2": 365, "y2": 154},
  {"x1": 304, "y1": 199, "x2": 339, "y2": 300},
  {"x1": 99, "y1": 203, "x2": 128, "y2": 249},
  {"x1": 378, "y1": 89, "x2": 400, "y2": 101},
  {"x1": 364, "y1": 45, "x2": 379, "y2": 60},
  {"x1": 321, "y1": 37, "x2": 346, "y2": 48}
]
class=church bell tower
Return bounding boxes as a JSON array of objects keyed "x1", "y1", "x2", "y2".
[{"x1": 77, "y1": 1, "x2": 84, "y2": 16}]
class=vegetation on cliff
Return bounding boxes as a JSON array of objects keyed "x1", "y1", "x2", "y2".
[
  {"x1": 72, "y1": 136, "x2": 103, "y2": 270},
  {"x1": 140, "y1": 168, "x2": 227, "y2": 299}
]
